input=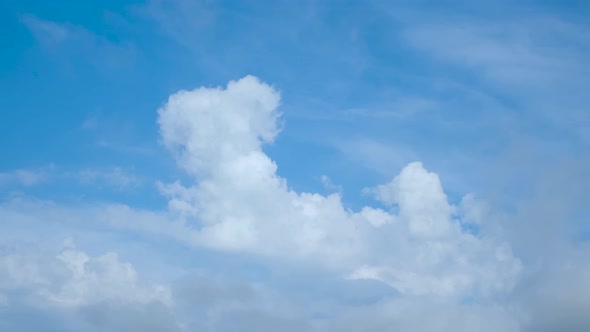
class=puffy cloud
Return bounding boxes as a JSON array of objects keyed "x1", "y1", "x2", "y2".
[
  {"x1": 457, "y1": 193, "x2": 489, "y2": 226},
  {"x1": 365, "y1": 161, "x2": 455, "y2": 238},
  {"x1": 158, "y1": 75, "x2": 282, "y2": 177},
  {"x1": 0, "y1": 241, "x2": 177, "y2": 331},
  {"x1": 0, "y1": 241, "x2": 171, "y2": 308},
  {"x1": 157, "y1": 76, "x2": 521, "y2": 298}
]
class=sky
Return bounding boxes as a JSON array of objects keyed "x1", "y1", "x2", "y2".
[{"x1": 0, "y1": 0, "x2": 589, "y2": 331}]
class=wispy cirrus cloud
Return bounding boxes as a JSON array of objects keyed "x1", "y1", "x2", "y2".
[
  {"x1": 0, "y1": 166, "x2": 141, "y2": 191},
  {"x1": 20, "y1": 14, "x2": 136, "y2": 69},
  {"x1": 72, "y1": 168, "x2": 142, "y2": 189},
  {"x1": 20, "y1": 15, "x2": 69, "y2": 46},
  {"x1": 394, "y1": 9, "x2": 590, "y2": 142},
  {"x1": 0, "y1": 167, "x2": 51, "y2": 187}
]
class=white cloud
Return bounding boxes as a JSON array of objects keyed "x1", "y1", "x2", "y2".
[
  {"x1": 0, "y1": 240, "x2": 181, "y2": 331},
  {"x1": 365, "y1": 161, "x2": 455, "y2": 238},
  {"x1": 157, "y1": 76, "x2": 521, "y2": 298},
  {"x1": 458, "y1": 193, "x2": 488, "y2": 225},
  {"x1": 158, "y1": 75, "x2": 282, "y2": 177},
  {"x1": 0, "y1": 241, "x2": 171, "y2": 309},
  {"x1": 53, "y1": 248, "x2": 170, "y2": 307},
  {"x1": 358, "y1": 206, "x2": 394, "y2": 227}
]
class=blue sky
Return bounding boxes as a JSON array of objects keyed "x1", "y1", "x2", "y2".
[{"x1": 1, "y1": 0, "x2": 590, "y2": 331}]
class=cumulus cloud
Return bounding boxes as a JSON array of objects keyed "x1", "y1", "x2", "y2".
[
  {"x1": 0, "y1": 241, "x2": 171, "y2": 307},
  {"x1": 0, "y1": 241, "x2": 176, "y2": 331},
  {"x1": 156, "y1": 76, "x2": 521, "y2": 298},
  {"x1": 365, "y1": 161, "x2": 455, "y2": 238}
]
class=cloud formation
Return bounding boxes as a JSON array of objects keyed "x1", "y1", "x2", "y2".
[
  {"x1": 156, "y1": 76, "x2": 521, "y2": 299},
  {"x1": 1, "y1": 75, "x2": 588, "y2": 331},
  {"x1": 0, "y1": 241, "x2": 177, "y2": 331}
]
